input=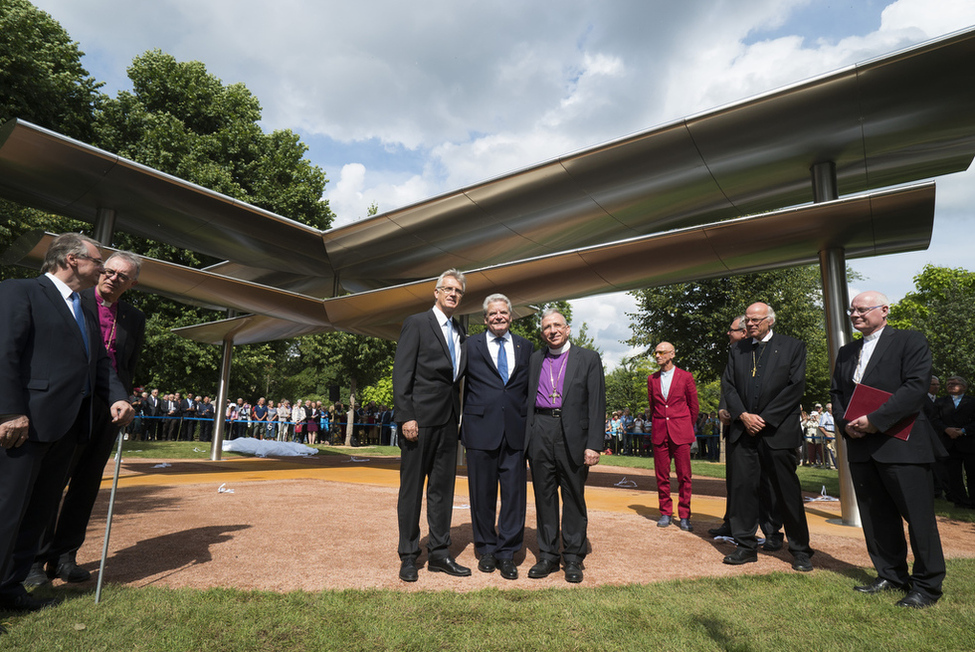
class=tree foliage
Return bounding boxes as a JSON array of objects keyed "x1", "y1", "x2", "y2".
[
  {"x1": 0, "y1": 0, "x2": 102, "y2": 140},
  {"x1": 628, "y1": 266, "x2": 831, "y2": 407},
  {"x1": 888, "y1": 265, "x2": 975, "y2": 382}
]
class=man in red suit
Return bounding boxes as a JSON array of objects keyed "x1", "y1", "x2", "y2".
[{"x1": 647, "y1": 342, "x2": 700, "y2": 531}]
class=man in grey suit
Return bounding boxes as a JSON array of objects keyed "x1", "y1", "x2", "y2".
[
  {"x1": 525, "y1": 309, "x2": 605, "y2": 583},
  {"x1": 721, "y1": 302, "x2": 813, "y2": 572},
  {"x1": 831, "y1": 290, "x2": 946, "y2": 608},
  {"x1": 393, "y1": 269, "x2": 469, "y2": 582},
  {"x1": 461, "y1": 294, "x2": 533, "y2": 580},
  {"x1": 0, "y1": 233, "x2": 132, "y2": 613}
]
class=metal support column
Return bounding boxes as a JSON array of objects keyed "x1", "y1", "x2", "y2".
[
  {"x1": 210, "y1": 311, "x2": 236, "y2": 461},
  {"x1": 92, "y1": 208, "x2": 117, "y2": 246},
  {"x1": 811, "y1": 161, "x2": 859, "y2": 526}
]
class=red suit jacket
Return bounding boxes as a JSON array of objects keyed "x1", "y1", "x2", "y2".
[{"x1": 647, "y1": 367, "x2": 699, "y2": 446}]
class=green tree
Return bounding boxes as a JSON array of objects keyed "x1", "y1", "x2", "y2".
[
  {"x1": 889, "y1": 265, "x2": 975, "y2": 381},
  {"x1": 86, "y1": 50, "x2": 336, "y2": 394},
  {"x1": 605, "y1": 356, "x2": 653, "y2": 413},
  {"x1": 294, "y1": 331, "x2": 396, "y2": 445},
  {"x1": 0, "y1": 0, "x2": 102, "y2": 140},
  {"x1": 628, "y1": 266, "x2": 830, "y2": 407},
  {"x1": 0, "y1": 0, "x2": 102, "y2": 280}
]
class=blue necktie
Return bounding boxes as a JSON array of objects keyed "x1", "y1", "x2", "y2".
[
  {"x1": 445, "y1": 320, "x2": 458, "y2": 378},
  {"x1": 496, "y1": 337, "x2": 508, "y2": 384},
  {"x1": 71, "y1": 292, "x2": 90, "y2": 359}
]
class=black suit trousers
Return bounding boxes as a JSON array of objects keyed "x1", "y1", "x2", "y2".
[
  {"x1": 0, "y1": 406, "x2": 85, "y2": 599},
  {"x1": 722, "y1": 439, "x2": 783, "y2": 540},
  {"x1": 850, "y1": 459, "x2": 945, "y2": 599},
  {"x1": 37, "y1": 400, "x2": 118, "y2": 563},
  {"x1": 397, "y1": 422, "x2": 459, "y2": 560},
  {"x1": 728, "y1": 435, "x2": 809, "y2": 554},
  {"x1": 527, "y1": 414, "x2": 590, "y2": 563},
  {"x1": 466, "y1": 440, "x2": 527, "y2": 560}
]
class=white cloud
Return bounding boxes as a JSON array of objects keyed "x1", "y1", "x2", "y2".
[{"x1": 27, "y1": 0, "x2": 975, "y2": 366}]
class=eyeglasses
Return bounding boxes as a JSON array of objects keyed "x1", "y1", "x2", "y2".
[
  {"x1": 436, "y1": 286, "x2": 464, "y2": 297},
  {"x1": 653, "y1": 349, "x2": 672, "y2": 355},
  {"x1": 102, "y1": 268, "x2": 132, "y2": 283},
  {"x1": 728, "y1": 327, "x2": 746, "y2": 333},
  {"x1": 847, "y1": 305, "x2": 884, "y2": 316},
  {"x1": 75, "y1": 253, "x2": 104, "y2": 267},
  {"x1": 744, "y1": 316, "x2": 769, "y2": 325}
]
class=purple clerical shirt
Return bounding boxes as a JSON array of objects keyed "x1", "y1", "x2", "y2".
[
  {"x1": 535, "y1": 348, "x2": 569, "y2": 409},
  {"x1": 95, "y1": 289, "x2": 119, "y2": 372}
]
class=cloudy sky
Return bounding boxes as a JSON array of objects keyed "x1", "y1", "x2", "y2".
[{"x1": 31, "y1": 0, "x2": 975, "y2": 368}]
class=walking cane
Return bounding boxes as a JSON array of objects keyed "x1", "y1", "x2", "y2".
[{"x1": 95, "y1": 428, "x2": 124, "y2": 604}]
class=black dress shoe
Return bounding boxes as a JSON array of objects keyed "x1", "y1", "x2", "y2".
[
  {"x1": 498, "y1": 559, "x2": 518, "y2": 580},
  {"x1": 0, "y1": 593, "x2": 62, "y2": 612},
  {"x1": 427, "y1": 557, "x2": 471, "y2": 577},
  {"x1": 53, "y1": 555, "x2": 91, "y2": 583},
  {"x1": 723, "y1": 548, "x2": 757, "y2": 565},
  {"x1": 399, "y1": 558, "x2": 418, "y2": 582},
  {"x1": 792, "y1": 552, "x2": 813, "y2": 572},
  {"x1": 762, "y1": 539, "x2": 783, "y2": 552},
  {"x1": 564, "y1": 561, "x2": 583, "y2": 583},
  {"x1": 24, "y1": 562, "x2": 50, "y2": 589},
  {"x1": 477, "y1": 554, "x2": 497, "y2": 574},
  {"x1": 679, "y1": 518, "x2": 693, "y2": 532},
  {"x1": 896, "y1": 590, "x2": 937, "y2": 608},
  {"x1": 528, "y1": 559, "x2": 559, "y2": 579},
  {"x1": 854, "y1": 577, "x2": 907, "y2": 594},
  {"x1": 708, "y1": 524, "x2": 732, "y2": 537}
]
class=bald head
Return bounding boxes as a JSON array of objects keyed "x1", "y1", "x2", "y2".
[
  {"x1": 849, "y1": 291, "x2": 890, "y2": 336},
  {"x1": 653, "y1": 341, "x2": 676, "y2": 371}
]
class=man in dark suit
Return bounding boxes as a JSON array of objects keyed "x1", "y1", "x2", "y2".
[
  {"x1": 144, "y1": 388, "x2": 162, "y2": 440},
  {"x1": 180, "y1": 393, "x2": 198, "y2": 441},
  {"x1": 525, "y1": 309, "x2": 605, "y2": 583},
  {"x1": 164, "y1": 393, "x2": 181, "y2": 441},
  {"x1": 461, "y1": 294, "x2": 533, "y2": 580},
  {"x1": 393, "y1": 269, "x2": 469, "y2": 582},
  {"x1": 831, "y1": 290, "x2": 946, "y2": 608},
  {"x1": 647, "y1": 341, "x2": 699, "y2": 531},
  {"x1": 0, "y1": 233, "x2": 133, "y2": 612},
  {"x1": 197, "y1": 396, "x2": 215, "y2": 443},
  {"x1": 933, "y1": 376, "x2": 975, "y2": 508},
  {"x1": 26, "y1": 251, "x2": 146, "y2": 587},
  {"x1": 721, "y1": 302, "x2": 813, "y2": 572}
]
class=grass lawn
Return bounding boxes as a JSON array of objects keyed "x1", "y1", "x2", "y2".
[{"x1": 4, "y1": 560, "x2": 974, "y2": 651}]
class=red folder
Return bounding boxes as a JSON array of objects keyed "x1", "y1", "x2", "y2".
[{"x1": 843, "y1": 383, "x2": 914, "y2": 441}]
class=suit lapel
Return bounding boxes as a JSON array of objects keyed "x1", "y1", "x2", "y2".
[
  {"x1": 38, "y1": 275, "x2": 88, "y2": 352},
  {"x1": 861, "y1": 328, "x2": 893, "y2": 384}
]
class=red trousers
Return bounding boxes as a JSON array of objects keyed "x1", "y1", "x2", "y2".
[{"x1": 653, "y1": 438, "x2": 693, "y2": 518}]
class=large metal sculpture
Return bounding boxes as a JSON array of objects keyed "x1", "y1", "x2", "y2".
[{"x1": 2, "y1": 27, "x2": 974, "y2": 521}]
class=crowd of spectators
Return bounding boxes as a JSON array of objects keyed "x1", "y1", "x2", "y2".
[
  {"x1": 125, "y1": 389, "x2": 396, "y2": 447},
  {"x1": 603, "y1": 402, "x2": 838, "y2": 468}
]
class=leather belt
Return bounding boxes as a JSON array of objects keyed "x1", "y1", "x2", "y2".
[{"x1": 535, "y1": 407, "x2": 562, "y2": 418}]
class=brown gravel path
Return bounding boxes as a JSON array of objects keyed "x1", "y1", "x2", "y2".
[{"x1": 63, "y1": 454, "x2": 975, "y2": 593}]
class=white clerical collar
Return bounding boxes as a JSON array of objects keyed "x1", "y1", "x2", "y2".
[
  {"x1": 863, "y1": 326, "x2": 885, "y2": 342},
  {"x1": 547, "y1": 342, "x2": 571, "y2": 356},
  {"x1": 95, "y1": 287, "x2": 114, "y2": 308},
  {"x1": 751, "y1": 330, "x2": 774, "y2": 345}
]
